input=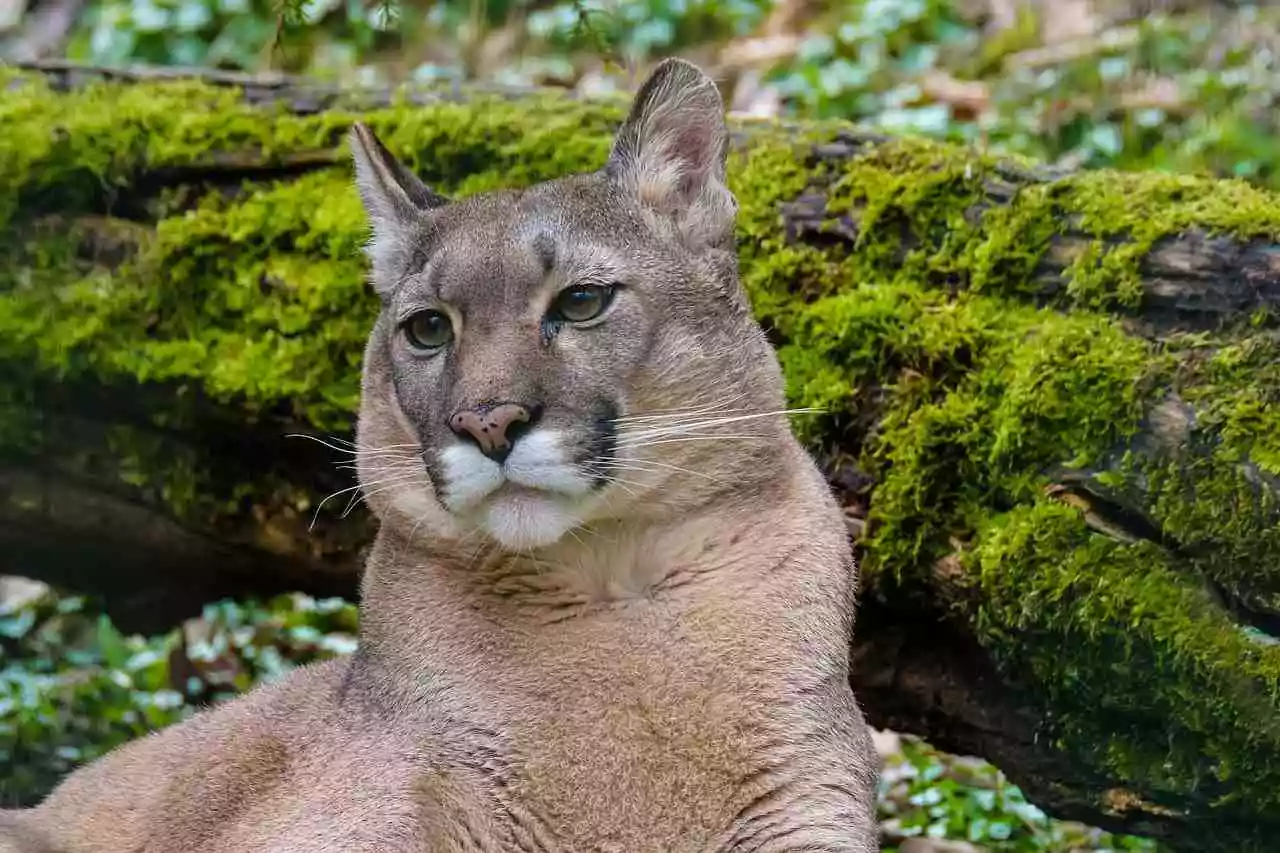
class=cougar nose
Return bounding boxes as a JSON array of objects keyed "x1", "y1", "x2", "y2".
[{"x1": 449, "y1": 402, "x2": 537, "y2": 463}]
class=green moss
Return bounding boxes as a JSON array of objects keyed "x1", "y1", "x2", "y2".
[
  {"x1": 983, "y1": 311, "x2": 1159, "y2": 473},
  {"x1": 1138, "y1": 448, "x2": 1280, "y2": 600},
  {"x1": 812, "y1": 136, "x2": 1280, "y2": 315},
  {"x1": 970, "y1": 500, "x2": 1280, "y2": 841},
  {"x1": 959, "y1": 181, "x2": 1062, "y2": 299},
  {"x1": 777, "y1": 264, "x2": 1161, "y2": 579},
  {"x1": 824, "y1": 137, "x2": 993, "y2": 290},
  {"x1": 758, "y1": 128, "x2": 1280, "y2": 838},
  {"x1": 1179, "y1": 335, "x2": 1280, "y2": 476},
  {"x1": 728, "y1": 128, "x2": 836, "y2": 315}
]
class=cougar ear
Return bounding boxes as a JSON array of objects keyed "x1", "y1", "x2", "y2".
[
  {"x1": 349, "y1": 122, "x2": 448, "y2": 270},
  {"x1": 605, "y1": 58, "x2": 736, "y2": 249}
]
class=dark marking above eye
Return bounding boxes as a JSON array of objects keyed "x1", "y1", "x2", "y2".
[
  {"x1": 424, "y1": 252, "x2": 450, "y2": 294},
  {"x1": 532, "y1": 232, "x2": 556, "y2": 273},
  {"x1": 407, "y1": 239, "x2": 433, "y2": 280}
]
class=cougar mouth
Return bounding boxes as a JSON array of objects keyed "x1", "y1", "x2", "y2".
[
  {"x1": 438, "y1": 431, "x2": 587, "y2": 508},
  {"x1": 434, "y1": 425, "x2": 618, "y2": 550}
]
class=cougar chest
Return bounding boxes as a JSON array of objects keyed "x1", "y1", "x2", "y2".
[{"x1": 479, "y1": 598, "x2": 780, "y2": 851}]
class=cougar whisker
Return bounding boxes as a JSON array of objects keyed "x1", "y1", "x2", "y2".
[
  {"x1": 617, "y1": 408, "x2": 822, "y2": 440},
  {"x1": 310, "y1": 471, "x2": 421, "y2": 530},
  {"x1": 343, "y1": 474, "x2": 424, "y2": 518},
  {"x1": 589, "y1": 458, "x2": 727, "y2": 485}
]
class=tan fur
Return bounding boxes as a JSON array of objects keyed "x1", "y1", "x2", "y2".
[{"x1": 0, "y1": 58, "x2": 879, "y2": 851}]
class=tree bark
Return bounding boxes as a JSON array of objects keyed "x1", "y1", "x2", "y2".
[{"x1": 3, "y1": 60, "x2": 1279, "y2": 851}]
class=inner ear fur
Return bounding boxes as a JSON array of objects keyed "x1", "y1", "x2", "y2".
[{"x1": 605, "y1": 58, "x2": 737, "y2": 250}]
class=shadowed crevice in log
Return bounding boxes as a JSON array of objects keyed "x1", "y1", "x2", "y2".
[
  {"x1": 0, "y1": 463, "x2": 362, "y2": 635},
  {"x1": 1040, "y1": 390, "x2": 1280, "y2": 642},
  {"x1": 1041, "y1": 470, "x2": 1280, "y2": 638},
  {"x1": 110, "y1": 151, "x2": 347, "y2": 221},
  {"x1": 1063, "y1": 394, "x2": 1280, "y2": 592},
  {"x1": 849, "y1": 597, "x2": 1145, "y2": 837},
  {"x1": 15, "y1": 152, "x2": 348, "y2": 226},
  {"x1": 0, "y1": 372, "x2": 372, "y2": 632}
]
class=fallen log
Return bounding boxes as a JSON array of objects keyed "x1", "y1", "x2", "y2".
[{"x1": 2, "y1": 59, "x2": 1279, "y2": 850}]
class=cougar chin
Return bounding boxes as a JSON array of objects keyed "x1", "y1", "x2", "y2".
[
  {"x1": 479, "y1": 490, "x2": 582, "y2": 550},
  {"x1": 436, "y1": 428, "x2": 595, "y2": 549}
]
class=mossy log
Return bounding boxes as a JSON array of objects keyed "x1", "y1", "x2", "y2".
[{"x1": 3, "y1": 60, "x2": 1280, "y2": 850}]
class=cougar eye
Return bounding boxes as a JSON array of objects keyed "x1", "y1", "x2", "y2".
[
  {"x1": 402, "y1": 310, "x2": 453, "y2": 351},
  {"x1": 549, "y1": 283, "x2": 615, "y2": 324}
]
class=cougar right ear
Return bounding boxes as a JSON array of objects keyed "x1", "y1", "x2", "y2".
[
  {"x1": 349, "y1": 123, "x2": 448, "y2": 267},
  {"x1": 605, "y1": 58, "x2": 735, "y2": 249}
]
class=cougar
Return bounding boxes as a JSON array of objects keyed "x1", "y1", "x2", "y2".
[{"x1": 0, "y1": 58, "x2": 878, "y2": 852}]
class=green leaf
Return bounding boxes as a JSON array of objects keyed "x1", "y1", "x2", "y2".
[{"x1": 96, "y1": 615, "x2": 131, "y2": 670}]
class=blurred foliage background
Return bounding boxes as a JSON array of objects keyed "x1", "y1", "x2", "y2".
[
  {"x1": 4, "y1": 0, "x2": 1278, "y2": 186},
  {"x1": 2, "y1": 0, "x2": 1268, "y2": 849}
]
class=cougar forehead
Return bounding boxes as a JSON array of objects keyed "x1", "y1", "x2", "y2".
[{"x1": 392, "y1": 176, "x2": 666, "y2": 310}]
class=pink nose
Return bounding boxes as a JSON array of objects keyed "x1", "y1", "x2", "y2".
[{"x1": 449, "y1": 403, "x2": 534, "y2": 461}]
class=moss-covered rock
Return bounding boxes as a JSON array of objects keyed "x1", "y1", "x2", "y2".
[{"x1": 2, "y1": 66, "x2": 1278, "y2": 850}]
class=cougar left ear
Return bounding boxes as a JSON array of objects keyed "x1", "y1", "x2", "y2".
[
  {"x1": 605, "y1": 58, "x2": 736, "y2": 249},
  {"x1": 349, "y1": 123, "x2": 449, "y2": 271}
]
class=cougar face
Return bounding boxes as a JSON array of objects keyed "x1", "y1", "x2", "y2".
[{"x1": 351, "y1": 60, "x2": 790, "y2": 551}]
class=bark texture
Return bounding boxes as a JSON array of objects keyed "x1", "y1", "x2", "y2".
[{"x1": 3, "y1": 60, "x2": 1280, "y2": 851}]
